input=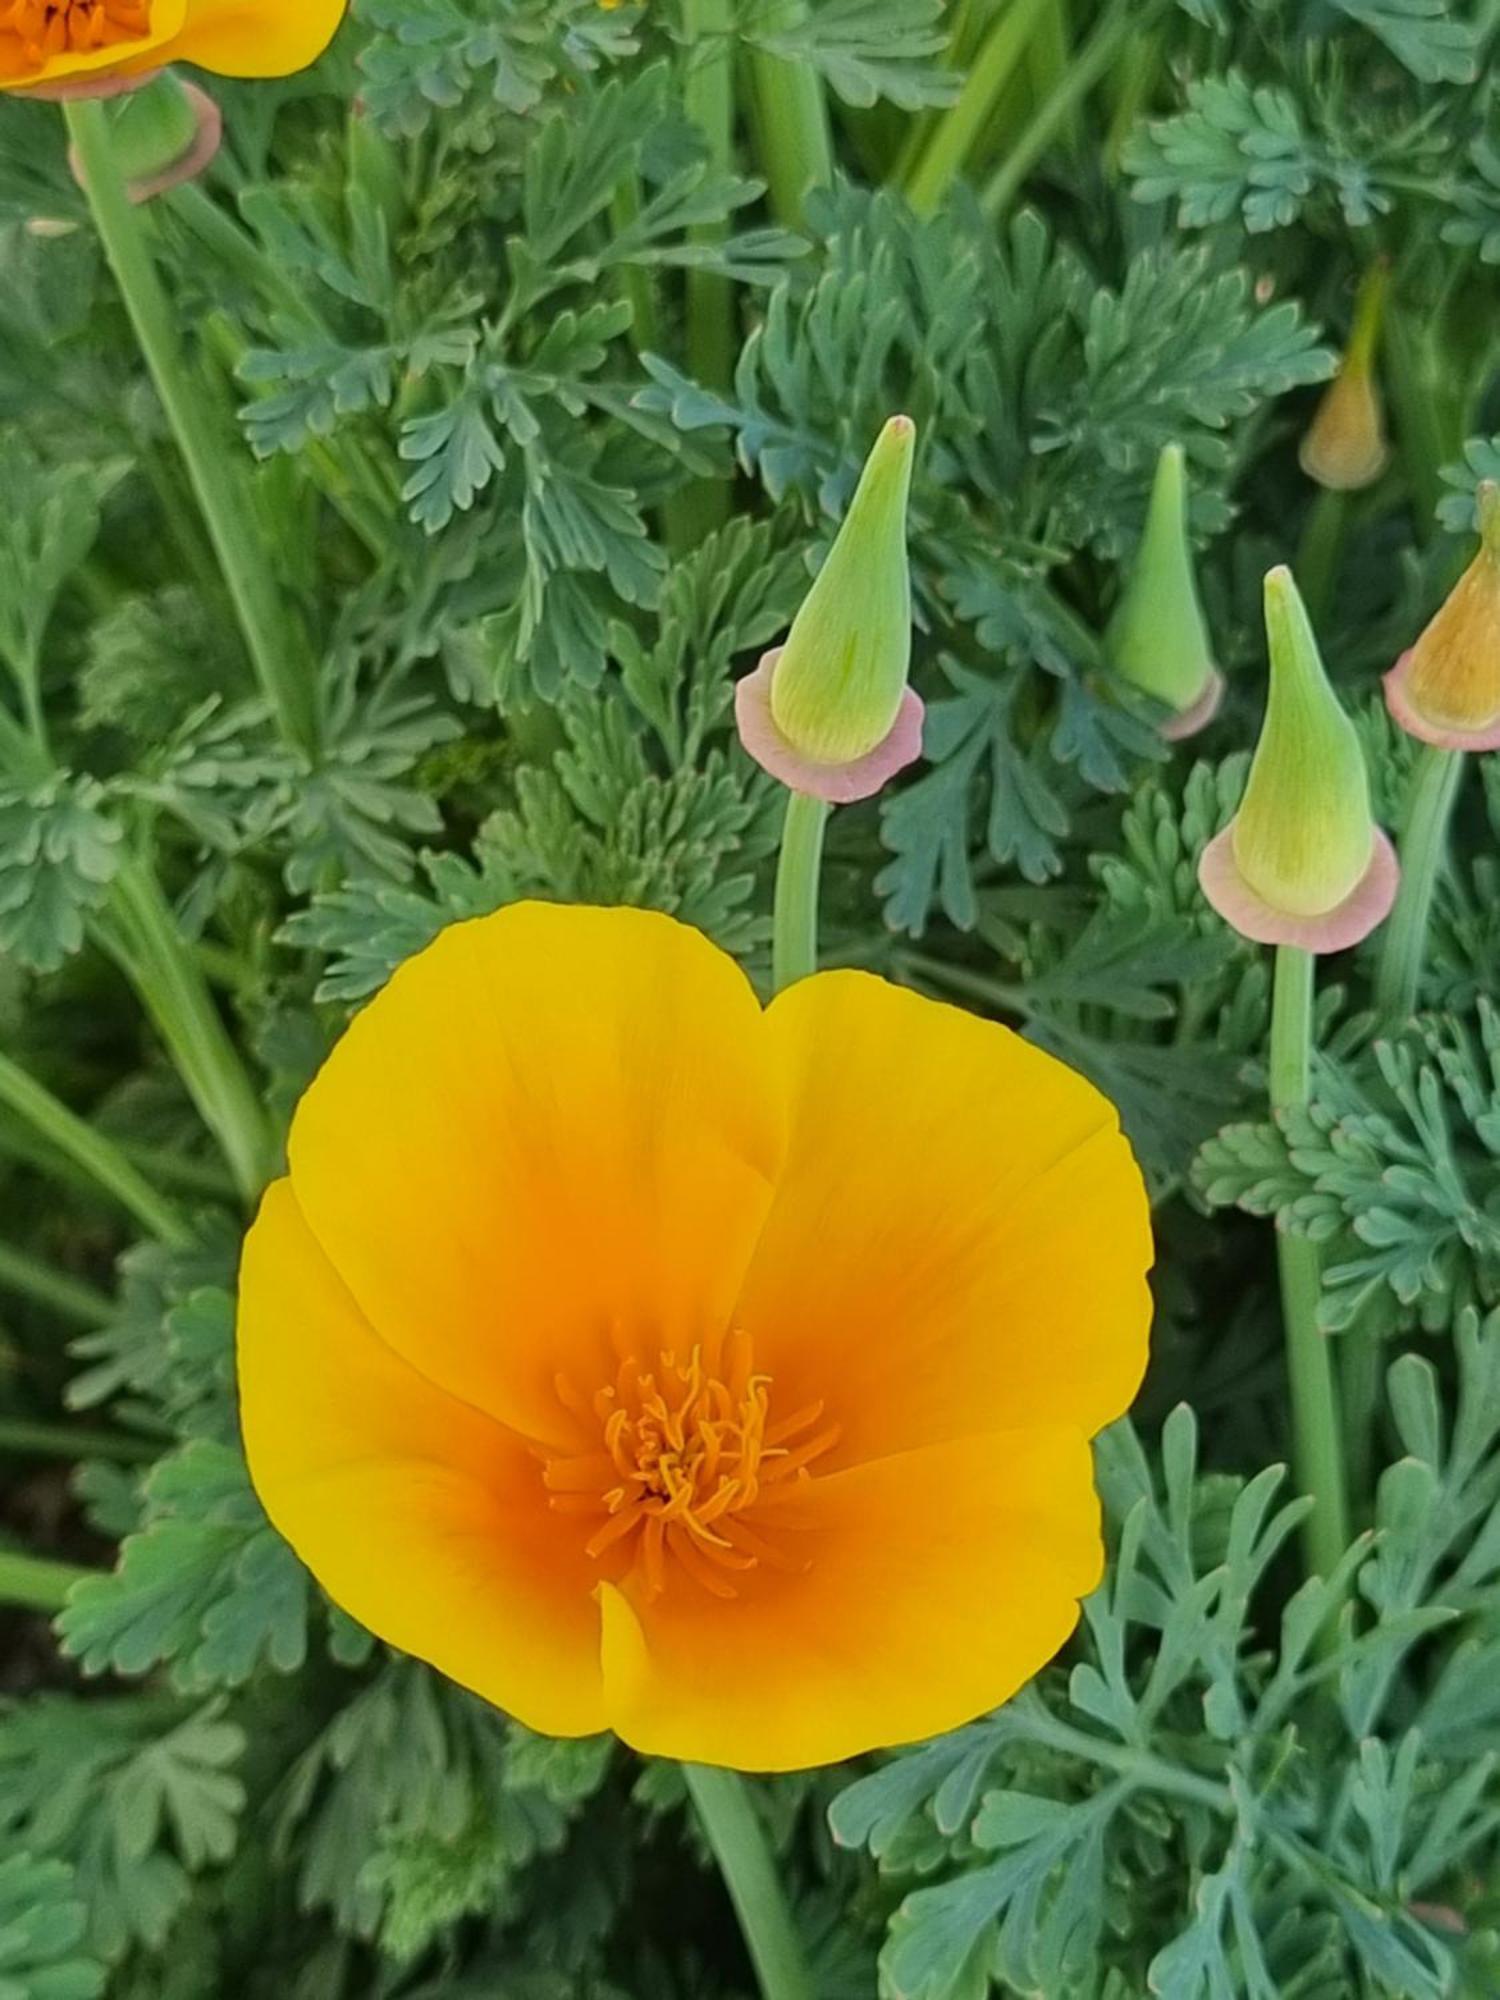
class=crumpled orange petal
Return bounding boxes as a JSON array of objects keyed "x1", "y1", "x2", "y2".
[{"x1": 238, "y1": 902, "x2": 1153, "y2": 1770}]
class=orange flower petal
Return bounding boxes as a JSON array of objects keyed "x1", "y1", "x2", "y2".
[
  {"x1": 155, "y1": 0, "x2": 346, "y2": 77},
  {"x1": 238, "y1": 1179, "x2": 606, "y2": 1737},
  {"x1": 286, "y1": 904, "x2": 784, "y2": 1446},
  {"x1": 0, "y1": 0, "x2": 186, "y2": 91},
  {"x1": 600, "y1": 1428, "x2": 1102, "y2": 1771},
  {"x1": 736, "y1": 971, "x2": 1152, "y2": 1463}
]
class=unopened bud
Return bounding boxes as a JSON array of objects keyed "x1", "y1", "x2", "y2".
[
  {"x1": 1300, "y1": 263, "x2": 1390, "y2": 493},
  {"x1": 66, "y1": 70, "x2": 222, "y2": 204},
  {"x1": 1385, "y1": 483, "x2": 1500, "y2": 750},
  {"x1": 1107, "y1": 443, "x2": 1224, "y2": 739}
]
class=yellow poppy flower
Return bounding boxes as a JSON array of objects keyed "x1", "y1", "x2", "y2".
[
  {"x1": 0, "y1": 0, "x2": 346, "y2": 93},
  {"x1": 237, "y1": 903, "x2": 1152, "y2": 1772}
]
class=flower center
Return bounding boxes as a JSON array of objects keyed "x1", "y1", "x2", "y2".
[
  {"x1": 543, "y1": 1332, "x2": 839, "y2": 1599},
  {"x1": 1, "y1": 0, "x2": 151, "y2": 74}
]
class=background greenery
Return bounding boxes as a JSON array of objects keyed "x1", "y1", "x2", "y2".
[{"x1": 3, "y1": 0, "x2": 1500, "y2": 1992}]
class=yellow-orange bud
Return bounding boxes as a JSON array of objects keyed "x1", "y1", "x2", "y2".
[
  {"x1": 1385, "y1": 483, "x2": 1500, "y2": 750},
  {"x1": 1300, "y1": 264, "x2": 1390, "y2": 493}
]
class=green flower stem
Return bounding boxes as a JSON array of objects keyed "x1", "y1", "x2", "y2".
[
  {"x1": 64, "y1": 98, "x2": 319, "y2": 759},
  {"x1": 1294, "y1": 489, "x2": 1348, "y2": 630},
  {"x1": 684, "y1": 0, "x2": 736, "y2": 394},
  {"x1": 904, "y1": 0, "x2": 1056, "y2": 214},
  {"x1": 980, "y1": 0, "x2": 1152, "y2": 216},
  {"x1": 742, "y1": 0, "x2": 833, "y2": 227},
  {"x1": 0, "y1": 1241, "x2": 112, "y2": 1327},
  {"x1": 0, "y1": 1419, "x2": 155, "y2": 1464},
  {"x1": 1374, "y1": 745, "x2": 1464, "y2": 1024},
  {"x1": 1269, "y1": 945, "x2": 1351, "y2": 1593},
  {"x1": 682, "y1": 1764, "x2": 815, "y2": 2000},
  {"x1": 99, "y1": 856, "x2": 275, "y2": 1205},
  {"x1": 771, "y1": 791, "x2": 830, "y2": 992},
  {"x1": 0, "y1": 1549, "x2": 93, "y2": 1613},
  {"x1": 0, "y1": 1048, "x2": 190, "y2": 1249}
]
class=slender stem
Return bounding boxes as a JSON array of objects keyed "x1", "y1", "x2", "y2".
[
  {"x1": 904, "y1": 0, "x2": 1056, "y2": 214},
  {"x1": 1025, "y1": 0, "x2": 1076, "y2": 146},
  {"x1": 64, "y1": 98, "x2": 319, "y2": 757},
  {"x1": 980, "y1": 0, "x2": 1149, "y2": 216},
  {"x1": 0, "y1": 1241, "x2": 112, "y2": 1326},
  {"x1": 0, "y1": 1049, "x2": 189, "y2": 1248},
  {"x1": 1269, "y1": 946, "x2": 1351, "y2": 1593},
  {"x1": 684, "y1": 0, "x2": 736, "y2": 395},
  {"x1": 98, "y1": 856, "x2": 275, "y2": 1204},
  {"x1": 1374, "y1": 745, "x2": 1464, "y2": 1024},
  {"x1": 0, "y1": 1419, "x2": 155, "y2": 1464},
  {"x1": 682, "y1": 1765, "x2": 815, "y2": 2000},
  {"x1": 742, "y1": 0, "x2": 834, "y2": 227},
  {"x1": 1382, "y1": 291, "x2": 1452, "y2": 539},
  {"x1": 0, "y1": 1549, "x2": 93, "y2": 1612},
  {"x1": 1295, "y1": 489, "x2": 1348, "y2": 630},
  {"x1": 771, "y1": 791, "x2": 829, "y2": 992}
]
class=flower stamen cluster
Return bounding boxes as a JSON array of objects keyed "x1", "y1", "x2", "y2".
[
  {"x1": 545, "y1": 1336, "x2": 838, "y2": 1600},
  {"x1": 3, "y1": 0, "x2": 148, "y2": 76}
]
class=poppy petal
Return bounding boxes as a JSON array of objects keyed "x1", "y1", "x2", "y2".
[
  {"x1": 238, "y1": 1179, "x2": 606, "y2": 1737},
  {"x1": 1, "y1": 0, "x2": 186, "y2": 90},
  {"x1": 600, "y1": 1428, "x2": 1101, "y2": 1771},
  {"x1": 157, "y1": 0, "x2": 345, "y2": 76},
  {"x1": 286, "y1": 904, "x2": 784, "y2": 1447},
  {"x1": 736, "y1": 971, "x2": 1152, "y2": 1463}
]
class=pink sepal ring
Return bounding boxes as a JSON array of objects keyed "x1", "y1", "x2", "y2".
[
  {"x1": 734, "y1": 648, "x2": 926, "y2": 804},
  {"x1": 1160, "y1": 667, "x2": 1227, "y2": 743},
  {"x1": 1383, "y1": 648, "x2": 1500, "y2": 753},
  {"x1": 18, "y1": 70, "x2": 157, "y2": 103},
  {"x1": 65, "y1": 82, "x2": 222, "y2": 204},
  {"x1": 1198, "y1": 824, "x2": 1400, "y2": 953}
]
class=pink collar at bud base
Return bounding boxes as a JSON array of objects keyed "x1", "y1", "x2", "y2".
[
  {"x1": 1383, "y1": 649, "x2": 1500, "y2": 753},
  {"x1": 1198, "y1": 824, "x2": 1400, "y2": 952},
  {"x1": 735, "y1": 648, "x2": 925, "y2": 804}
]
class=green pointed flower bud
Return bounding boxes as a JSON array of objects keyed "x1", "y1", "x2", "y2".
[
  {"x1": 769, "y1": 416, "x2": 916, "y2": 766},
  {"x1": 1107, "y1": 443, "x2": 1223, "y2": 737},
  {"x1": 1199, "y1": 567, "x2": 1398, "y2": 951}
]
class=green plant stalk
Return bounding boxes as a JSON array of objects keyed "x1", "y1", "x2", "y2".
[
  {"x1": 1295, "y1": 489, "x2": 1348, "y2": 630},
  {"x1": 1374, "y1": 745, "x2": 1464, "y2": 1023},
  {"x1": 743, "y1": 0, "x2": 833, "y2": 227},
  {"x1": 682, "y1": 1765, "x2": 815, "y2": 2000},
  {"x1": 1026, "y1": 0, "x2": 1076, "y2": 144},
  {"x1": 980, "y1": 0, "x2": 1150, "y2": 216},
  {"x1": 1382, "y1": 290, "x2": 1455, "y2": 539},
  {"x1": 0, "y1": 1241, "x2": 113, "y2": 1326},
  {"x1": 0, "y1": 1048, "x2": 189, "y2": 1248},
  {"x1": 65, "y1": 98, "x2": 319, "y2": 758},
  {"x1": 771, "y1": 791, "x2": 829, "y2": 992},
  {"x1": 0, "y1": 1418, "x2": 155, "y2": 1464},
  {"x1": 904, "y1": 0, "x2": 1057, "y2": 214},
  {"x1": 100, "y1": 856, "x2": 275, "y2": 1204},
  {"x1": 1269, "y1": 946, "x2": 1351, "y2": 1593},
  {"x1": 684, "y1": 0, "x2": 736, "y2": 394},
  {"x1": 0, "y1": 1549, "x2": 93, "y2": 1612}
]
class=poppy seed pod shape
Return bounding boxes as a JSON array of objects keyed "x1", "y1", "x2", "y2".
[
  {"x1": 737, "y1": 418, "x2": 924, "y2": 803},
  {"x1": 64, "y1": 68, "x2": 221, "y2": 201},
  {"x1": 1385, "y1": 483, "x2": 1500, "y2": 751},
  {"x1": 1299, "y1": 264, "x2": 1390, "y2": 494},
  {"x1": 1, "y1": 0, "x2": 346, "y2": 93},
  {"x1": 1107, "y1": 444, "x2": 1224, "y2": 739},
  {"x1": 1199, "y1": 567, "x2": 1398, "y2": 951}
]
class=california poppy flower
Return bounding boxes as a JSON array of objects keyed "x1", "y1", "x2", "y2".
[
  {"x1": 0, "y1": 0, "x2": 346, "y2": 93},
  {"x1": 238, "y1": 903, "x2": 1152, "y2": 1771}
]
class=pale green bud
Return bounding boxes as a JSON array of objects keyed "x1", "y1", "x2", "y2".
[
  {"x1": 1107, "y1": 444, "x2": 1219, "y2": 722},
  {"x1": 1232, "y1": 567, "x2": 1376, "y2": 917},
  {"x1": 769, "y1": 416, "x2": 915, "y2": 766}
]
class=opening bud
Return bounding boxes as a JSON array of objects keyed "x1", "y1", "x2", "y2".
[
  {"x1": 1299, "y1": 262, "x2": 1390, "y2": 493},
  {"x1": 1385, "y1": 482, "x2": 1500, "y2": 750},
  {"x1": 1199, "y1": 566, "x2": 1398, "y2": 951},
  {"x1": 1106, "y1": 443, "x2": 1224, "y2": 739},
  {"x1": 736, "y1": 416, "x2": 924, "y2": 803}
]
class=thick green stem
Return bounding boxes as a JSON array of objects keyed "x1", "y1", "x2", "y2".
[
  {"x1": 682, "y1": 1765, "x2": 815, "y2": 2000},
  {"x1": 99, "y1": 856, "x2": 275, "y2": 1204},
  {"x1": 904, "y1": 0, "x2": 1056, "y2": 214},
  {"x1": 0, "y1": 1049, "x2": 189, "y2": 1248},
  {"x1": 65, "y1": 98, "x2": 318, "y2": 758},
  {"x1": 980, "y1": 0, "x2": 1148, "y2": 215},
  {"x1": 1269, "y1": 946, "x2": 1351, "y2": 1594},
  {"x1": 743, "y1": 0, "x2": 834, "y2": 227},
  {"x1": 0, "y1": 1419, "x2": 154, "y2": 1464},
  {"x1": 0, "y1": 1549, "x2": 93, "y2": 1612},
  {"x1": 771, "y1": 791, "x2": 829, "y2": 992},
  {"x1": 1295, "y1": 489, "x2": 1348, "y2": 631},
  {"x1": 0, "y1": 1242, "x2": 112, "y2": 1326},
  {"x1": 1374, "y1": 745, "x2": 1464, "y2": 1024}
]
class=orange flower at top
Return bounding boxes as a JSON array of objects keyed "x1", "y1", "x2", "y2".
[
  {"x1": 237, "y1": 904, "x2": 1153, "y2": 1772},
  {"x1": 0, "y1": 0, "x2": 346, "y2": 92}
]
